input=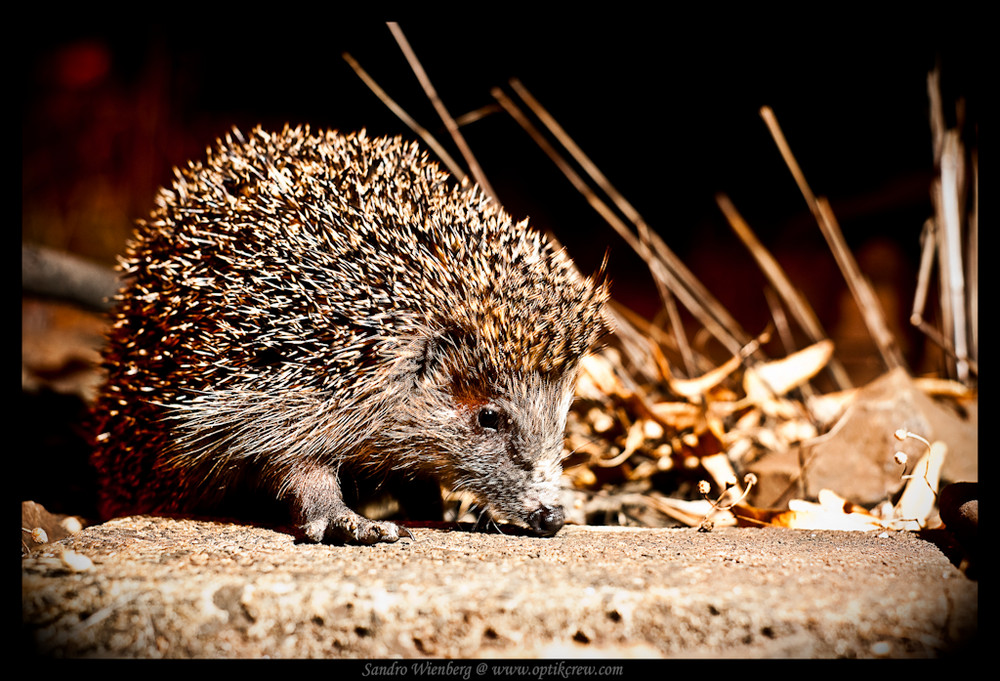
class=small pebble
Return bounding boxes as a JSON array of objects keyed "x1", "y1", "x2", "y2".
[
  {"x1": 871, "y1": 641, "x2": 891, "y2": 656},
  {"x1": 60, "y1": 550, "x2": 94, "y2": 572}
]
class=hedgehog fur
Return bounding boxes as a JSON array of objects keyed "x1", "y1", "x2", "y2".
[{"x1": 91, "y1": 125, "x2": 609, "y2": 544}]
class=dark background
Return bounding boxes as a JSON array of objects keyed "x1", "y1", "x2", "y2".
[{"x1": 22, "y1": 13, "x2": 979, "y2": 382}]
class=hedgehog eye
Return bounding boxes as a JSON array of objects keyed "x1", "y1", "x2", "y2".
[{"x1": 477, "y1": 408, "x2": 501, "y2": 431}]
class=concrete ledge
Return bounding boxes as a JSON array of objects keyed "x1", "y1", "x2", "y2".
[{"x1": 22, "y1": 517, "x2": 977, "y2": 658}]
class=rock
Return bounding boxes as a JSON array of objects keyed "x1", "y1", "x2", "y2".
[
  {"x1": 22, "y1": 516, "x2": 977, "y2": 658},
  {"x1": 938, "y1": 482, "x2": 978, "y2": 577},
  {"x1": 799, "y1": 368, "x2": 976, "y2": 506},
  {"x1": 20, "y1": 501, "x2": 86, "y2": 555}
]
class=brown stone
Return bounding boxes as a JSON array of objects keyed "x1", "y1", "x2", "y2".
[{"x1": 799, "y1": 368, "x2": 976, "y2": 506}]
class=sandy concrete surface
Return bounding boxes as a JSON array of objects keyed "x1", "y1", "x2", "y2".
[{"x1": 22, "y1": 517, "x2": 977, "y2": 659}]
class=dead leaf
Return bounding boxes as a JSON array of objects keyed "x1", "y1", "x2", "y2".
[
  {"x1": 744, "y1": 339, "x2": 834, "y2": 402},
  {"x1": 578, "y1": 351, "x2": 625, "y2": 399},
  {"x1": 700, "y1": 453, "x2": 739, "y2": 495},
  {"x1": 666, "y1": 351, "x2": 743, "y2": 399},
  {"x1": 646, "y1": 493, "x2": 735, "y2": 527},
  {"x1": 913, "y1": 377, "x2": 975, "y2": 401},
  {"x1": 648, "y1": 401, "x2": 703, "y2": 431},
  {"x1": 806, "y1": 389, "x2": 857, "y2": 428},
  {"x1": 891, "y1": 440, "x2": 947, "y2": 530},
  {"x1": 733, "y1": 504, "x2": 884, "y2": 531},
  {"x1": 733, "y1": 489, "x2": 884, "y2": 531}
]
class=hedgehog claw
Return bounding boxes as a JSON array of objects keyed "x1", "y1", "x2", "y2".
[{"x1": 324, "y1": 514, "x2": 407, "y2": 545}]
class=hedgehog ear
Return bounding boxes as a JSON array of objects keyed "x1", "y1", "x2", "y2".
[{"x1": 415, "y1": 326, "x2": 469, "y2": 384}]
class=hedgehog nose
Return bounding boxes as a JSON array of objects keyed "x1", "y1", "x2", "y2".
[{"x1": 528, "y1": 505, "x2": 565, "y2": 537}]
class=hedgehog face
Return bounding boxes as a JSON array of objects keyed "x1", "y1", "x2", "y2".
[
  {"x1": 463, "y1": 369, "x2": 576, "y2": 533},
  {"x1": 419, "y1": 369, "x2": 575, "y2": 536},
  {"x1": 382, "y1": 331, "x2": 578, "y2": 535}
]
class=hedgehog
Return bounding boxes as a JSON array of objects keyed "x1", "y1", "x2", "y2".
[{"x1": 91, "y1": 125, "x2": 609, "y2": 545}]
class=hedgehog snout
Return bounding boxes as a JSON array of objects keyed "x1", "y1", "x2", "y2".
[{"x1": 527, "y1": 504, "x2": 565, "y2": 537}]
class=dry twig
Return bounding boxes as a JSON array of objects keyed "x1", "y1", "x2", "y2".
[
  {"x1": 341, "y1": 51, "x2": 467, "y2": 183},
  {"x1": 716, "y1": 194, "x2": 852, "y2": 390},
  {"x1": 759, "y1": 106, "x2": 906, "y2": 373},
  {"x1": 496, "y1": 81, "x2": 756, "y2": 362},
  {"x1": 387, "y1": 22, "x2": 496, "y2": 200}
]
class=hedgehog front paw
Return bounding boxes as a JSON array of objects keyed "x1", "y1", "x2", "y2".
[
  {"x1": 288, "y1": 466, "x2": 413, "y2": 545},
  {"x1": 307, "y1": 511, "x2": 412, "y2": 545}
]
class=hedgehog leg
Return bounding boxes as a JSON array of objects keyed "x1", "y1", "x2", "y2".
[{"x1": 286, "y1": 464, "x2": 409, "y2": 545}]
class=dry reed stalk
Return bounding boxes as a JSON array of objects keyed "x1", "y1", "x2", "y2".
[
  {"x1": 910, "y1": 218, "x2": 936, "y2": 330},
  {"x1": 909, "y1": 224, "x2": 978, "y2": 374},
  {"x1": 387, "y1": 22, "x2": 496, "y2": 200},
  {"x1": 609, "y1": 300, "x2": 683, "y2": 360},
  {"x1": 763, "y1": 287, "x2": 817, "y2": 402},
  {"x1": 497, "y1": 80, "x2": 755, "y2": 365},
  {"x1": 759, "y1": 105, "x2": 906, "y2": 374},
  {"x1": 909, "y1": 220, "x2": 965, "y2": 366},
  {"x1": 764, "y1": 287, "x2": 795, "y2": 354},
  {"x1": 490, "y1": 87, "x2": 724, "y2": 352},
  {"x1": 341, "y1": 51, "x2": 467, "y2": 183},
  {"x1": 816, "y1": 197, "x2": 907, "y2": 371},
  {"x1": 919, "y1": 67, "x2": 976, "y2": 382},
  {"x1": 454, "y1": 104, "x2": 503, "y2": 128},
  {"x1": 661, "y1": 286, "x2": 697, "y2": 377},
  {"x1": 934, "y1": 131, "x2": 971, "y2": 382},
  {"x1": 967, "y1": 147, "x2": 978, "y2": 363},
  {"x1": 716, "y1": 193, "x2": 852, "y2": 390},
  {"x1": 507, "y1": 79, "x2": 656, "y2": 244},
  {"x1": 508, "y1": 79, "x2": 755, "y2": 360},
  {"x1": 605, "y1": 302, "x2": 672, "y2": 385},
  {"x1": 923, "y1": 69, "x2": 955, "y2": 363}
]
